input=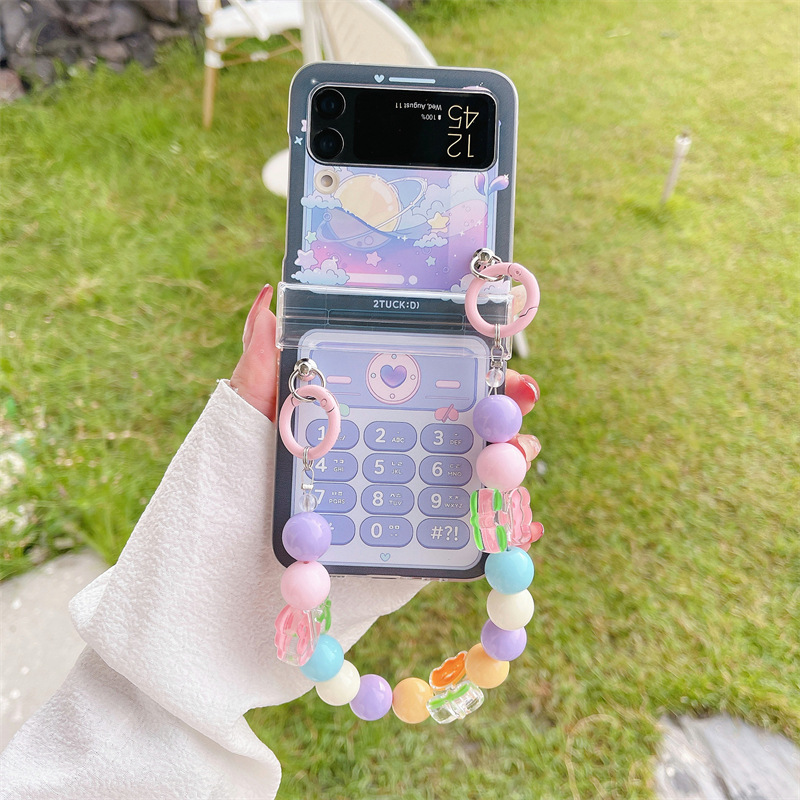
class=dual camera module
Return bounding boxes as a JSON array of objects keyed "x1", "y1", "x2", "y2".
[{"x1": 311, "y1": 88, "x2": 346, "y2": 161}]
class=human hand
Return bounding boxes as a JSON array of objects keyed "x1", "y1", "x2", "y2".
[{"x1": 230, "y1": 285, "x2": 279, "y2": 421}]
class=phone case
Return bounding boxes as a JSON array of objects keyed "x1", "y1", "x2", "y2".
[
  {"x1": 283, "y1": 63, "x2": 518, "y2": 290},
  {"x1": 273, "y1": 64, "x2": 518, "y2": 580}
]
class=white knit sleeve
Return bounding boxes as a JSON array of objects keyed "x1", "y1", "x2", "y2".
[{"x1": 0, "y1": 380, "x2": 426, "y2": 799}]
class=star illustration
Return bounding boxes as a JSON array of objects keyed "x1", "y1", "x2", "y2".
[
  {"x1": 294, "y1": 136, "x2": 303, "y2": 146},
  {"x1": 365, "y1": 251, "x2": 382, "y2": 266},
  {"x1": 305, "y1": 231, "x2": 318, "y2": 243},
  {"x1": 400, "y1": 235, "x2": 409, "y2": 241},
  {"x1": 426, "y1": 256, "x2": 436, "y2": 267},
  {"x1": 295, "y1": 249, "x2": 317, "y2": 269},
  {"x1": 427, "y1": 212, "x2": 450, "y2": 231}
]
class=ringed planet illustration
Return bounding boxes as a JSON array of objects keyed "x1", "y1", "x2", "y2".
[{"x1": 318, "y1": 174, "x2": 427, "y2": 249}]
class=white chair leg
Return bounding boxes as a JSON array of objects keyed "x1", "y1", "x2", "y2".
[
  {"x1": 202, "y1": 47, "x2": 223, "y2": 129},
  {"x1": 513, "y1": 331, "x2": 530, "y2": 360}
]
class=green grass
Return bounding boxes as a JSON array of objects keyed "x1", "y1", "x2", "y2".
[{"x1": 2, "y1": 1, "x2": 798, "y2": 797}]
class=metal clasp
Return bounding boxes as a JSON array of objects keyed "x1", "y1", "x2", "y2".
[
  {"x1": 289, "y1": 358, "x2": 326, "y2": 402},
  {"x1": 469, "y1": 248, "x2": 503, "y2": 282}
]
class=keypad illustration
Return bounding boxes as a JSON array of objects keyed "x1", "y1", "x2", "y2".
[{"x1": 289, "y1": 330, "x2": 491, "y2": 572}]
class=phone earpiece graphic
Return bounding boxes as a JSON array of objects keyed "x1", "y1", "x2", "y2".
[{"x1": 366, "y1": 352, "x2": 421, "y2": 405}]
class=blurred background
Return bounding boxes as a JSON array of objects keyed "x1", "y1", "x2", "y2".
[{"x1": 1, "y1": 1, "x2": 798, "y2": 798}]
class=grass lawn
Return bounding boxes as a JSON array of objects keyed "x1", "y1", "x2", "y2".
[{"x1": 1, "y1": 0, "x2": 798, "y2": 797}]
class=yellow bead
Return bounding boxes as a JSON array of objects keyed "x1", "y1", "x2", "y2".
[
  {"x1": 392, "y1": 678, "x2": 433, "y2": 724},
  {"x1": 465, "y1": 643, "x2": 509, "y2": 689}
]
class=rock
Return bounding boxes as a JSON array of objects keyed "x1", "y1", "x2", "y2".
[
  {"x1": 64, "y1": 1, "x2": 108, "y2": 34},
  {"x1": 103, "y1": 0, "x2": 147, "y2": 39},
  {"x1": 104, "y1": 58, "x2": 125, "y2": 72},
  {"x1": 1, "y1": 0, "x2": 194, "y2": 90},
  {"x1": 37, "y1": 35, "x2": 83, "y2": 57},
  {"x1": 0, "y1": 69, "x2": 26, "y2": 103},
  {"x1": 656, "y1": 715, "x2": 800, "y2": 800},
  {"x1": 8, "y1": 53, "x2": 56, "y2": 86},
  {"x1": 139, "y1": 0, "x2": 178, "y2": 24},
  {"x1": 95, "y1": 38, "x2": 127, "y2": 62},
  {"x1": 55, "y1": 0, "x2": 90, "y2": 13},
  {"x1": 73, "y1": 0, "x2": 147, "y2": 40},
  {"x1": 121, "y1": 31, "x2": 154, "y2": 67},
  {"x1": 33, "y1": 16, "x2": 84, "y2": 61},
  {"x1": 34, "y1": 15, "x2": 77, "y2": 52},
  {"x1": 0, "y1": 1, "x2": 28, "y2": 52},
  {"x1": 78, "y1": 39, "x2": 96, "y2": 58},
  {"x1": 176, "y1": 0, "x2": 200, "y2": 23},
  {"x1": 149, "y1": 21, "x2": 187, "y2": 42}
]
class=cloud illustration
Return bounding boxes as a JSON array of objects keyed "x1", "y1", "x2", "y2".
[
  {"x1": 292, "y1": 256, "x2": 349, "y2": 286},
  {"x1": 301, "y1": 195, "x2": 342, "y2": 209},
  {"x1": 413, "y1": 233, "x2": 447, "y2": 248},
  {"x1": 448, "y1": 274, "x2": 510, "y2": 303}
]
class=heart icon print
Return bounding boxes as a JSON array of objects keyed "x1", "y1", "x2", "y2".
[
  {"x1": 380, "y1": 364, "x2": 407, "y2": 388},
  {"x1": 374, "y1": 74, "x2": 385, "y2": 83}
]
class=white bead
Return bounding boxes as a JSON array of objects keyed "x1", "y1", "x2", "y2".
[
  {"x1": 314, "y1": 659, "x2": 360, "y2": 706},
  {"x1": 486, "y1": 589, "x2": 534, "y2": 630}
]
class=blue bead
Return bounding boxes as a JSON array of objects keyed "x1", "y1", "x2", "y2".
[
  {"x1": 300, "y1": 634, "x2": 344, "y2": 682},
  {"x1": 485, "y1": 547, "x2": 534, "y2": 594}
]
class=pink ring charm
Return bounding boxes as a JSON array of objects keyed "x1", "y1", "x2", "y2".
[
  {"x1": 464, "y1": 262, "x2": 540, "y2": 338},
  {"x1": 279, "y1": 384, "x2": 341, "y2": 459}
]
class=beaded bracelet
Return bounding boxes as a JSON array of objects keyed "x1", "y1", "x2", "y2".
[{"x1": 274, "y1": 255, "x2": 543, "y2": 724}]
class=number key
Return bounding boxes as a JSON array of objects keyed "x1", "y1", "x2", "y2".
[
  {"x1": 360, "y1": 517, "x2": 413, "y2": 547},
  {"x1": 364, "y1": 421, "x2": 416, "y2": 452},
  {"x1": 419, "y1": 456, "x2": 472, "y2": 486},
  {"x1": 308, "y1": 483, "x2": 356, "y2": 513},
  {"x1": 361, "y1": 485, "x2": 414, "y2": 515},
  {"x1": 316, "y1": 452, "x2": 358, "y2": 482},
  {"x1": 418, "y1": 488, "x2": 470, "y2": 517},
  {"x1": 421, "y1": 424, "x2": 473, "y2": 454},
  {"x1": 417, "y1": 519, "x2": 469, "y2": 550},
  {"x1": 321, "y1": 514, "x2": 355, "y2": 545},
  {"x1": 363, "y1": 453, "x2": 415, "y2": 484},
  {"x1": 305, "y1": 419, "x2": 359, "y2": 450}
]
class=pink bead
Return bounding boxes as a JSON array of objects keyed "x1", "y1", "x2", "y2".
[
  {"x1": 476, "y1": 443, "x2": 527, "y2": 491},
  {"x1": 280, "y1": 561, "x2": 331, "y2": 610}
]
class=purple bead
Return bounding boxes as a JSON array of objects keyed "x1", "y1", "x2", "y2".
[
  {"x1": 282, "y1": 512, "x2": 332, "y2": 562},
  {"x1": 473, "y1": 395, "x2": 523, "y2": 443},
  {"x1": 349, "y1": 674, "x2": 393, "y2": 721},
  {"x1": 481, "y1": 620, "x2": 527, "y2": 661}
]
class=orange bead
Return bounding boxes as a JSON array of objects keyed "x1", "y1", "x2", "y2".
[
  {"x1": 392, "y1": 678, "x2": 433, "y2": 724},
  {"x1": 465, "y1": 643, "x2": 509, "y2": 689}
]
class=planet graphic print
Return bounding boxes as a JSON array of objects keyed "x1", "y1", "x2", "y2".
[{"x1": 320, "y1": 174, "x2": 427, "y2": 250}]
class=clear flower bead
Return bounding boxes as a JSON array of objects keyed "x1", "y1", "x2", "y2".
[
  {"x1": 274, "y1": 598, "x2": 331, "y2": 666},
  {"x1": 426, "y1": 680, "x2": 484, "y2": 724}
]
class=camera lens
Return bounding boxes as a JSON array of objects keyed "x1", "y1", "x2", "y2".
[
  {"x1": 314, "y1": 88, "x2": 346, "y2": 120},
  {"x1": 312, "y1": 128, "x2": 344, "y2": 160}
]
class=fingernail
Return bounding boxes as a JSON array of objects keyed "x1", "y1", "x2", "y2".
[{"x1": 242, "y1": 284, "x2": 273, "y2": 350}]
